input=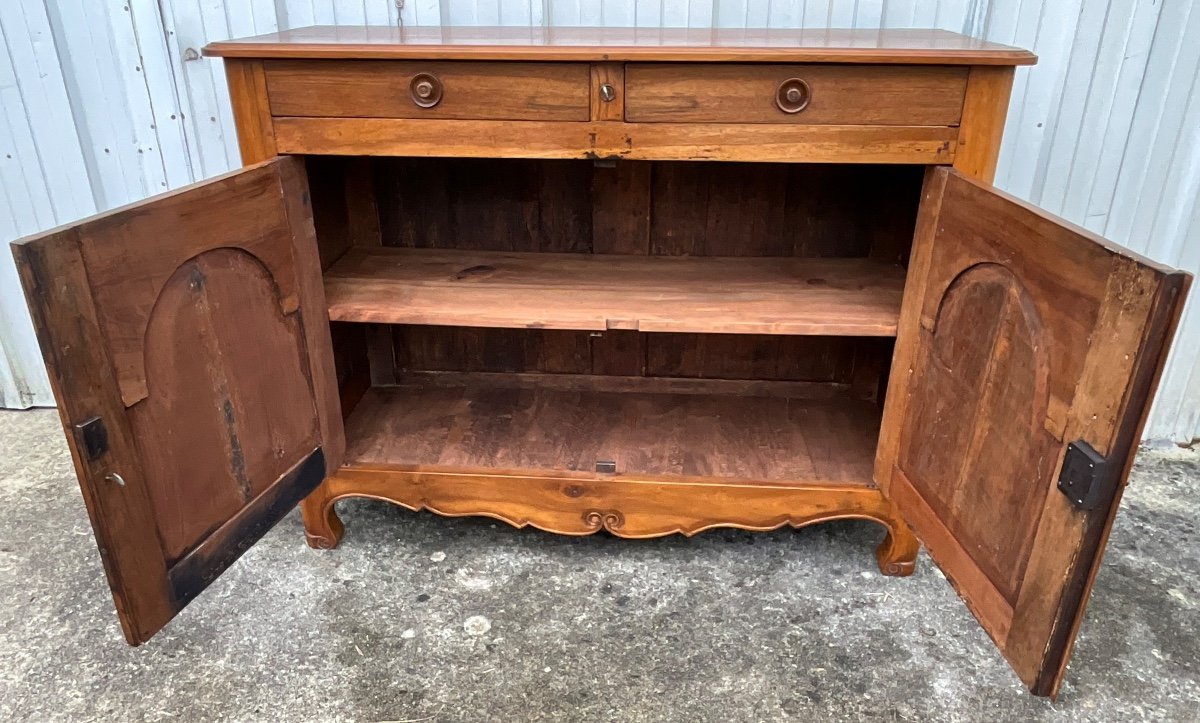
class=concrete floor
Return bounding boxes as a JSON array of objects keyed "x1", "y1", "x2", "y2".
[{"x1": 0, "y1": 408, "x2": 1197, "y2": 722}]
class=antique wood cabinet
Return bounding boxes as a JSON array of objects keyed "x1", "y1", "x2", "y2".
[{"x1": 12, "y1": 27, "x2": 1191, "y2": 697}]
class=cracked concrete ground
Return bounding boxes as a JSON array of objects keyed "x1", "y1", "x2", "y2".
[{"x1": 0, "y1": 408, "x2": 1197, "y2": 722}]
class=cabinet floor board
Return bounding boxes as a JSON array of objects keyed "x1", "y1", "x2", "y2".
[{"x1": 341, "y1": 373, "x2": 880, "y2": 487}]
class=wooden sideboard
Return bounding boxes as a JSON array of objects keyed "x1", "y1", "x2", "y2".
[{"x1": 11, "y1": 26, "x2": 1189, "y2": 698}]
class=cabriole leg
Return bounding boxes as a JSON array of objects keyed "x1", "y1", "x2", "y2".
[
  {"x1": 300, "y1": 480, "x2": 344, "y2": 550},
  {"x1": 874, "y1": 513, "x2": 919, "y2": 577}
]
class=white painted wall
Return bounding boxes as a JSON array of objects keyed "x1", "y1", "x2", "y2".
[{"x1": 2, "y1": 0, "x2": 1199, "y2": 443}]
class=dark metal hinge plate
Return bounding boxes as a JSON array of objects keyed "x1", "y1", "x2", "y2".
[
  {"x1": 75, "y1": 416, "x2": 108, "y2": 461},
  {"x1": 1057, "y1": 440, "x2": 1110, "y2": 511}
]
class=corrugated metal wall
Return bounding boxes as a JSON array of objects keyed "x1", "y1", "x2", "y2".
[{"x1": 2, "y1": 0, "x2": 1199, "y2": 442}]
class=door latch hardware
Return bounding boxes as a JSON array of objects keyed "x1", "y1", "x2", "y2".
[
  {"x1": 75, "y1": 416, "x2": 108, "y2": 460},
  {"x1": 595, "y1": 459, "x2": 617, "y2": 474},
  {"x1": 1056, "y1": 440, "x2": 1110, "y2": 511}
]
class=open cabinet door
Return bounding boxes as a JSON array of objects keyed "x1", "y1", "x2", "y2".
[
  {"x1": 876, "y1": 167, "x2": 1189, "y2": 697},
  {"x1": 11, "y1": 157, "x2": 344, "y2": 645}
]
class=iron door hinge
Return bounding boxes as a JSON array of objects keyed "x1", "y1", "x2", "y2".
[
  {"x1": 75, "y1": 416, "x2": 108, "y2": 460},
  {"x1": 1057, "y1": 440, "x2": 1111, "y2": 511}
]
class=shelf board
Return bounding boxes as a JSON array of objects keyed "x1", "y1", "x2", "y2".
[
  {"x1": 342, "y1": 372, "x2": 881, "y2": 487},
  {"x1": 324, "y1": 247, "x2": 905, "y2": 336}
]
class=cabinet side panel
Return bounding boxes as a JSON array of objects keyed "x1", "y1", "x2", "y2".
[
  {"x1": 953, "y1": 66, "x2": 1015, "y2": 183},
  {"x1": 226, "y1": 59, "x2": 277, "y2": 164},
  {"x1": 305, "y1": 157, "x2": 354, "y2": 270},
  {"x1": 277, "y1": 159, "x2": 346, "y2": 473}
]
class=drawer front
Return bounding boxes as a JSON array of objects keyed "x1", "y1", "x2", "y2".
[
  {"x1": 264, "y1": 60, "x2": 591, "y2": 121},
  {"x1": 625, "y1": 64, "x2": 968, "y2": 125}
]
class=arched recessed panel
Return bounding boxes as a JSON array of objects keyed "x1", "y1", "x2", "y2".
[
  {"x1": 130, "y1": 249, "x2": 318, "y2": 562},
  {"x1": 897, "y1": 263, "x2": 1051, "y2": 603},
  {"x1": 77, "y1": 164, "x2": 302, "y2": 407}
]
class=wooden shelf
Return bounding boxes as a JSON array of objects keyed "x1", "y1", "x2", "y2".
[
  {"x1": 342, "y1": 372, "x2": 881, "y2": 487},
  {"x1": 324, "y1": 247, "x2": 905, "y2": 336}
]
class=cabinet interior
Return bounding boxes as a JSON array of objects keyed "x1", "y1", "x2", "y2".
[{"x1": 308, "y1": 156, "x2": 925, "y2": 488}]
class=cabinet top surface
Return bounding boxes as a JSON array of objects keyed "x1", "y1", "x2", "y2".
[{"x1": 204, "y1": 25, "x2": 1036, "y2": 65}]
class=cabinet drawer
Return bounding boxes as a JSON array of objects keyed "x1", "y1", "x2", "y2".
[
  {"x1": 264, "y1": 60, "x2": 591, "y2": 121},
  {"x1": 625, "y1": 64, "x2": 968, "y2": 125}
]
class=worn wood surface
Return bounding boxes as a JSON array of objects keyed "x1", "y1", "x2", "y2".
[
  {"x1": 876, "y1": 167, "x2": 1190, "y2": 695},
  {"x1": 10, "y1": 157, "x2": 342, "y2": 644},
  {"x1": 625, "y1": 64, "x2": 967, "y2": 125},
  {"x1": 204, "y1": 26, "x2": 1036, "y2": 65},
  {"x1": 341, "y1": 373, "x2": 880, "y2": 484},
  {"x1": 272, "y1": 117, "x2": 958, "y2": 164},
  {"x1": 129, "y1": 248, "x2": 318, "y2": 561},
  {"x1": 265, "y1": 60, "x2": 590, "y2": 121},
  {"x1": 324, "y1": 247, "x2": 905, "y2": 336}
]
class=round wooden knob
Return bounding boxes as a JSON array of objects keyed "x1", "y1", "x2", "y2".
[
  {"x1": 775, "y1": 78, "x2": 811, "y2": 114},
  {"x1": 410, "y1": 73, "x2": 443, "y2": 108}
]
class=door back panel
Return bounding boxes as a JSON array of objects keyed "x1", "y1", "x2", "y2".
[
  {"x1": 12, "y1": 157, "x2": 343, "y2": 644},
  {"x1": 131, "y1": 248, "x2": 318, "y2": 562},
  {"x1": 877, "y1": 167, "x2": 1189, "y2": 696},
  {"x1": 898, "y1": 260, "x2": 1055, "y2": 605}
]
